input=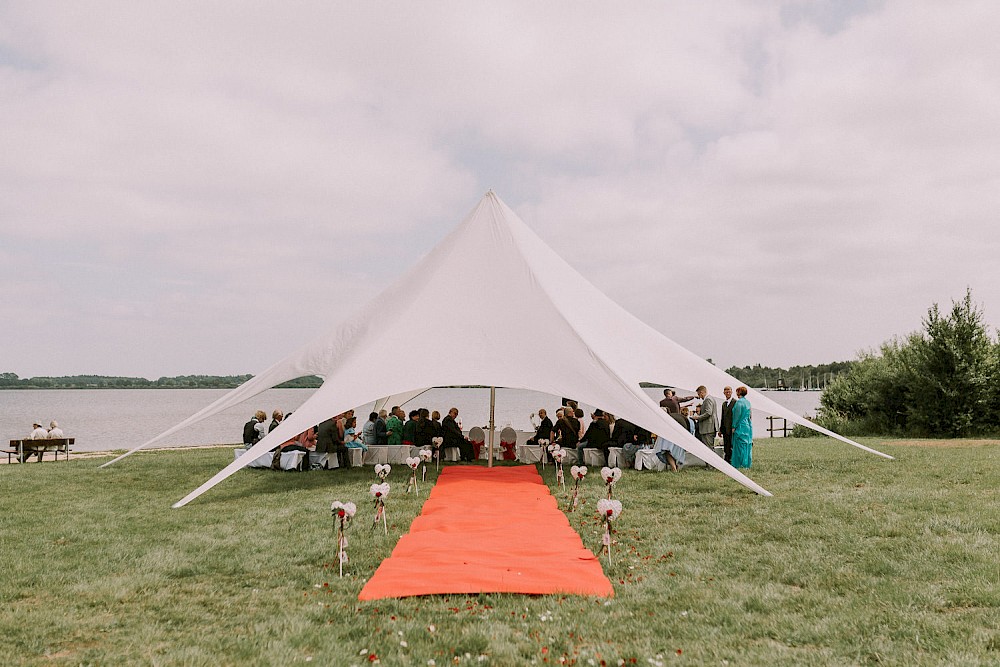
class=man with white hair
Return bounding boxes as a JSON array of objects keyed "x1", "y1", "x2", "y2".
[{"x1": 47, "y1": 420, "x2": 65, "y2": 439}]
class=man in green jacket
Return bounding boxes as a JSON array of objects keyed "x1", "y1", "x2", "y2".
[{"x1": 385, "y1": 406, "x2": 404, "y2": 447}]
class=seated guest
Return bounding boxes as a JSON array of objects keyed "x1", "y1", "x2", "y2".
[
  {"x1": 442, "y1": 407, "x2": 473, "y2": 461},
  {"x1": 555, "y1": 408, "x2": 579, "y2": 459},
  {"x1": 653, "y1": 434, "x2": 683, "y2": 472},
  {"x1": 527, "y1": 408, "x2": 553, "y2": 447},
  {"x1": 47, "y1": 420, "x2": 64, "y2": 439},
  {"x1": 429, "y1": 410, "x2": 443, "y2": 441},
  {"x1": 344, "y1": 416, "x2": 366, "y2": 451},
  {"x1": 269, "y1": 410, "x2": 283, "y2": 433},
  {"x1": 679, "y1": 407, "x2": 696, "y2": 435},
  {"x1": 362, "y1": 412, "x2": 380, "y2": 449},
  {"x1": 21, "y1": 421, "x2": 48, "y2": 462},
  {"x1": 576, "y1": 409, "x2": 611, "y2": 467},
  {"x1": 401, "y1": 410, "x2": 419, "y2": 447},
  {"x1": 243, "y1": 411, "x2": 265, "y2": 448},
  {"x1": 376, "y1": 410, "x2": 389, "y2": 446},
  {"x1": 614, "y1": 417, "x2": 642, "y2": 468},
  {"x1": 415, "y1": 408, "x2": 434, "y2": 451},
  {"x1": 385, "y1": 407, "x2": 404, "y2": 447}
]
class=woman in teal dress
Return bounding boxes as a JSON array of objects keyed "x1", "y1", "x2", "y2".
[{"x1": 730, "y1": 386, "x2": 753, "y2": 469}]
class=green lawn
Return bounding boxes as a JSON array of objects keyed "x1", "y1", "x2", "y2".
[{"x1": 1, "y1": 439, "x2": 997, "y2": 666}]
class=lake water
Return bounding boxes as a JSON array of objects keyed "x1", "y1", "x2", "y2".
[{"x1": 0, "y1": 387, "x2": 822, "y2": 453}]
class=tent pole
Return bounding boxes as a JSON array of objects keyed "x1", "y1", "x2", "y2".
[{"x1": 488, "y1": 386, "x2": 495, "y2": 467}]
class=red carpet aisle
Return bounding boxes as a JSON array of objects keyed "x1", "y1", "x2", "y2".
[{"x1": 358, "y1": 466, "x2": 614, "y2": 600}]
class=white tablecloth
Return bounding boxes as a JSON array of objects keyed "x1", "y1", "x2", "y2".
[
  {"x1": 236, "y1": 448, "x2": 304, "y2": 471},
  {"x1": 635, "y1": 448, "x2": 665, "y2": 471},
  {"x1": 607, "y1": 447, "x2": 624, "y2": 468},
  {"x1": 516, "y1": 444, "x2": 542, "y2": 463}
]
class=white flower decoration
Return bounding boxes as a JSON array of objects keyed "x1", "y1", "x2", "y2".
[
  {"x1": 405, "y1": 456, "x2": 420, "y2": 469},
  {"x1": 331, "y1": 500, "x2": 357, "y2": 517},
  {"x1": 597, "y1": 499, "x2": 622, "y2": 521},
  {"x1": 418, "y1": 449, "x2": 433, "y2": 461},
  {"x1": 538, "y1": 439, "x2": 550, "y2": 447},
  {"x1": 570, "y1": 465, "x2": 588, "y2": 479},
  {"x1": 547, "y1": 443, "x2": 561, "y2": 452},
  {"x1": 551, "y1": 449, "x2": 566, "y2": 462},
  {"x1": 374, "y1": 464, "x2": 391, "y2": 477},
  {"x1": 431, "y1": 436, "x2": 444, "y2": 447},
  {"x1": 601, "y1": 467, "x2": 622, "y2": 484},
  {"x1": 369, "y1": 483, "x2": 390, "y2": 498}
]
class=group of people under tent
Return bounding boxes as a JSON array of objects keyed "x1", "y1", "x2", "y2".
[
  {"x1": 16, "y1": 420, "x2": 66, "y2": 463},
  {"x1": 238, "y1": 383, "x2": 754, "y2": 473},
  {"x1": 241, "y1": 405, "x2": 479, "y2": 471},
  {"x1": 522, "y1": 386, "x2": 754, "y2": 471}
]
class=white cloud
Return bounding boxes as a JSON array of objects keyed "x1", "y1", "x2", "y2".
[{"x1": 1, "y1": 1, "x2": 998, "y2": 376}]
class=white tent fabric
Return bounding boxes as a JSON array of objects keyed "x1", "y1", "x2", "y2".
[{"x1": 102, "y1": 191, "x2": 891, "y2": 507}]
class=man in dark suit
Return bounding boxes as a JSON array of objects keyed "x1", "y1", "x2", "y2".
[
  {"x1": 718, "y1": 386, "x2": 736, "y2": 463},
  {"x1": 526, "y1": 408, "x2": 553, "y2": 446},
  {"x1": 442, "y1": 407, "x2": 473, "y2": 461},
  {"x1": 576, "y1": 409, "x2": 611, "y2": 467}
]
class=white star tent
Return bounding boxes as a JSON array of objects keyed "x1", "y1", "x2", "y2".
[{"x1": 103, "y1": 191, "x2": 891, "y2": 506}]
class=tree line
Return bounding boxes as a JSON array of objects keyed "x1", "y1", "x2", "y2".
[{"x1": 0, "y1": 373, "x2": 323, "y2": 389}]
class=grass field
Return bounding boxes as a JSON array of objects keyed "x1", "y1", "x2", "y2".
[{"x1": 1, "y1": 438, "x2": 997, "y2": 666}]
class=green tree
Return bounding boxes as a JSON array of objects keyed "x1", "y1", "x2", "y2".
[{"x1": 903, "y1": 289, "x2": 996, "y2": 436}]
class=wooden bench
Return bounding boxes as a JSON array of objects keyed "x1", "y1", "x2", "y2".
[{"x1": 4, "y1": 438, "x2": 75, "y2": 463}]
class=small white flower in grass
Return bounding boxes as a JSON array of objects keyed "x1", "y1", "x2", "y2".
[
  {"x1": 360, "y1": 649, "x2": 368, "y2": 655},
  {"x1": 428, "y1": 624, "x2": 436, "y2": 633},
  {"x1": 400, "y1": 641, "x2": 408, "y2": 647}
]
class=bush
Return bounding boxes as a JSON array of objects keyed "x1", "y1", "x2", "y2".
[{"x1": 818, "y1": 289, "x2": 998, "y2": 437}]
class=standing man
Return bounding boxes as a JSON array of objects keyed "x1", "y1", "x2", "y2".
[
  {"x1": 718, "y1": 386, "x2": 736, "y2": 463},
  {"x1": 691, "y1": 385, "x2": 718, "y2": 449}
]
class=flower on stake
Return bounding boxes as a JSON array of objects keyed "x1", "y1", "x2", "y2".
[
  {"x1": 600, "y1": 466, "x2": 622, "y2": 499},
  {"x1": 431, "y1": 436, "x2": 444, "y2": 470},
  {"x1": 374, "y1": 464, "x2": 391, "y2": 482},
  {"x1": 419, "y1": 448, "x2": 433, "y2": 482},
  {"x1": 596, "y1": 499, "x2": 622, "y2": 565},
  {"x1": 568, "y1": 465, "x2": 587, "y2": 512},
  {"x1": 537, "y1": 438, "x2": 550, "y2": 468},
  {"x1": 405, "y1": 457, "x2": 421, "y2": 494},
  {"x1": 549, "y1": 445, "x2": 566, "y2": 490},
  {"x1": 330, "y1": 501, "x2": 357, "y2": 576},
  {"x1": 369, "y1": 483, "x2": 390, "y2": 534}
]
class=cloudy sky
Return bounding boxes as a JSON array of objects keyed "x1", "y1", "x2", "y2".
[{"x1": 2, "y1": 1, "x2": 998, "y2": 378}]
